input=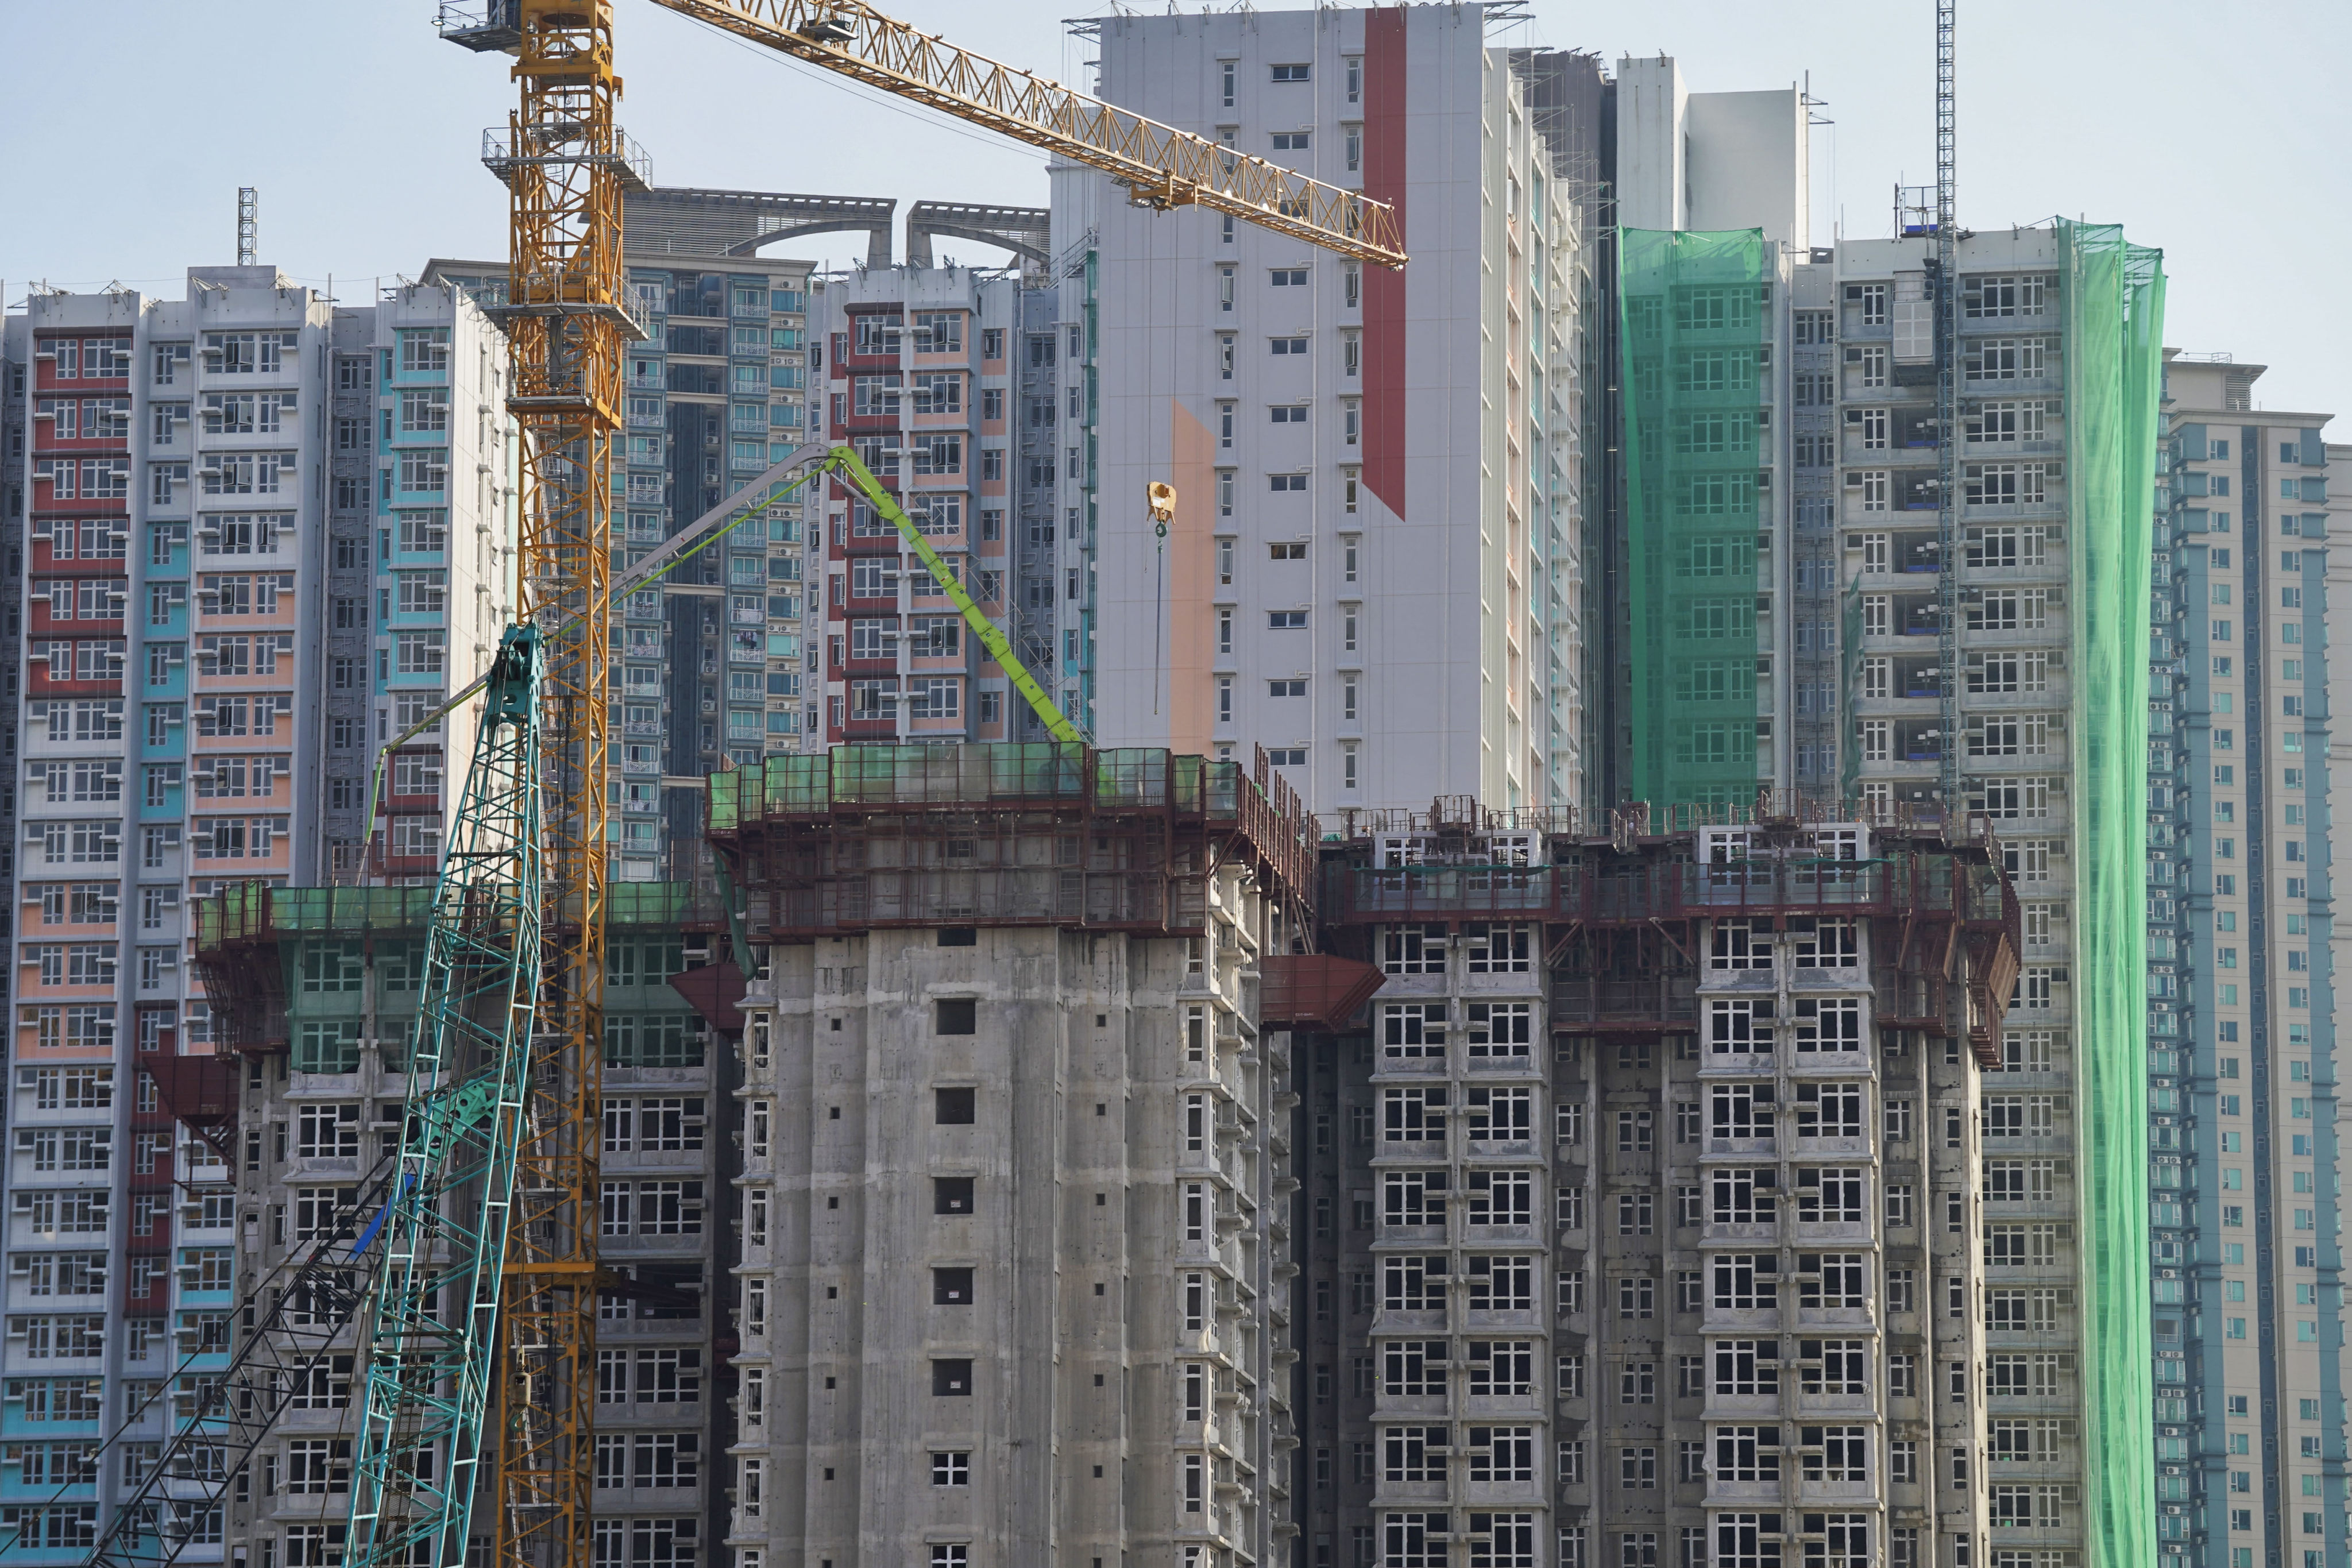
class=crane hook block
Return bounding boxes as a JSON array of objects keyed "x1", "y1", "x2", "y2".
[{"x1": 1147, "y1": 481, "x2": 1177, "y2": 524}]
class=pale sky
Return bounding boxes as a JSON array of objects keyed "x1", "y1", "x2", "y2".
[{"x1": 4, "y1": 0, "x2": 2346, "y2": 419}]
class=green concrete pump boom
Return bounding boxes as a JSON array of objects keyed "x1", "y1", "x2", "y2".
[
  {"x1": 351, "y1": 442, "x2": 1080, "y2": 887},
  {"x1": 814, "y1": 442, "x2": 1085, "y2": 744}
]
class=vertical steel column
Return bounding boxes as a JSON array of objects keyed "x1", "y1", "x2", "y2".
[{"x1": 1934, "y1": 0, "x2": 1960, "y2": 811}]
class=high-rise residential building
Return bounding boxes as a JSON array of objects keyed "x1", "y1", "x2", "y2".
[
  {"x1": 325, "y1": 283, "x2": 519, "y2": 884},
  {"x1": 1071, "y1": 8, "x2": 1626, "y2": 814},
  {"x1": 0, "y1": 267, "x2": 513, "y2": 1562},
  {"x1": 428, "y1": 200, "x2": 817, "y2": 879},
  {"x1": 708, "y1": 744, "x2": 1320, "y2": 1568},
  {"x1": 2149, "y1": 354, "x2": 2346, "y2": 1568},
  {"x1": 806, "y1": 262, "x2": 1034, "y2": 745},
  {"x1": 190, "y1": 878, "x2": 737, "y2": 1568},
  {"x1": 1293, "y1": 808, "x2": 2016, "y2": 1568},
  {"x1": 1826, "y1": 224, "x2": 2166, "y2": 1568}
]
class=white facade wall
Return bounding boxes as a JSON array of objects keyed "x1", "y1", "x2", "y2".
[{"x1": 1075, "y1": 8, "x2": 1582, "y2": 814}]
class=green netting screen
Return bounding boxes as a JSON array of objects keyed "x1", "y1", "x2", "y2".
[
  {"x1": 1619, "y1": 227, "x2": 1768, "y2": 809},
  {"x1": 2061, "y1": 218, "x2": 2165, "y2": 1568}
]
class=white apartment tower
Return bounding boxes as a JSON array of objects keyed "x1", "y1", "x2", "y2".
[
  {"x1": 1072, "y1": 7, "x2": 1595, "y2": 814},
  {"x1": 1825, "y1": 225, "x2": 2165, "y2": 1568}
]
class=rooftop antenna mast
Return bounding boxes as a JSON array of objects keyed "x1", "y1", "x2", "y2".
[
  {"x1": 237, "y1": 187, "x2": 258, "y2": 267},
  {"x1": 1933, "y1": 0, "x2": 1960, "y2": 814}
]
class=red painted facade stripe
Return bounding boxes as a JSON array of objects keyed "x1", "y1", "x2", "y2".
[{"x1": 1361, "y1": 7, "x2": 1409, "y2": 522}]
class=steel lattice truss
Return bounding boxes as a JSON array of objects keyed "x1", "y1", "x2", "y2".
[
  {"x1": 67, "y1": 1187, "x2": 388, "y2": 1568},
  {"x1": 343, "y1": 628, "x2": 544, "y2": 1568},
  {"x1": 648, "y1": 0, "x2": 1407, "y2": 267},
  {"x1": 489, "y1": 9, "x2": 623, "y2": 1568}
]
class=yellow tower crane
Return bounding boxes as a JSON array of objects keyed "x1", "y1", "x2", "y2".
[
  {"x1": 418, "y1": 7, "x2": 1405, "y2": 1568},
  {"x1": 471, "y1": 8, "x2": 631, "y2": 1568}
]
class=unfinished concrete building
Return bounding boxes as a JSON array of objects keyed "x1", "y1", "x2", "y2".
[
  {"x1": 186, "y1": 881, "x2": 740, "y2": 1568},
  {"x1": 705, "y1": 744, "x2": 1325, "y2": 1568},
  {"x1": 1287, "y1": 804, "x2": 2019, "y2": 1568}
]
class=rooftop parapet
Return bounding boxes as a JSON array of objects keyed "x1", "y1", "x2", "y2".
[
  {"x1": 706, "y1": 743, "x2": 1320, "y2": 939},
  {"x1": 1315, "y1": 803, "x2": 2021, "y2": 1068},
  {"x1": 190, "y1": 880, "x2": 728, "y2": 1056}
]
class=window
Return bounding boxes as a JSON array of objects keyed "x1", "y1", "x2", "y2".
[
  {"x1": 1617, "y1": 1110, "x2": 1654, "y2": 1153},
  {"x1": 1467, "y1": 1340, "x2": 1534, "y2": 1397},
  {"x1": 1271, "y1": 268, "x2": 1310, "y2": 287},
  {"x1": 1270, "y1": 63, "x2": 1310, "y2": 82},
  {"x1": 1712, "y1": 1254, "x2": 1776, "y2": 1311},
  {"x1": 1383, "y1": 1169, "x2": 1449, "y2": 1228},
  {"x1": 1712, "y1": 1426, "x2": 1780, "y2": 1484},
  {"x1": 1798, "y1": 1254, "x2": 1868, "y2": 1310},
  {"x1": 1799, "y1": 1339, "x2": 1867, "y2": 1396},
  {"x1": 1795, "y1": 1168, "x2": 1867, "y2": 1225},
  {"x1": 285, "y1": 1439, "x2": 353, "y2": 1494},
  {"x1": 1712, "y1": 1340, "x2": 1779, "y2": 1397},
  {"x1": 1710, "y1": 1168, "x2": 1775, "y2": 1225}
]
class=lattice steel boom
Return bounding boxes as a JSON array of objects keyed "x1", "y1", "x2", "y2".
[
  {"x1": 644, "y1": 0, "x2": 1407, "y2": 267},
  {"x1": 343, "y1": 625, "x2": 545, "y2": 1568},
  {"x1": 491, "y1": 7, "x2": 625, "y2": 1568}
]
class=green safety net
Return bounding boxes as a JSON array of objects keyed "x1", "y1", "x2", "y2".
[
  {"x1": 2061, "y1": 218, "x2": 2165, "y2": 1568},
  {"x1": 1619, "y1": 227, "x2": 1768, "y2": 809}
]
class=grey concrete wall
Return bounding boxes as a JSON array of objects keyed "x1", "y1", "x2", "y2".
[{"x1": 731, "y1": 854, "x2": 1291, "y2": 1567}]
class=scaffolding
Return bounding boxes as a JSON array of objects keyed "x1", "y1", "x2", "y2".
[
  {"x1": 1619, "y1": 227, "x2": 1770, "y2": 810},
  {"x1": 1319, "y1": 813, "x2": 2019, "y2": 1064},
  {"x1": 2059, "y1": 218, "x2": 2165, "y2": 1568},
  {"x1": 705, "y1": 743, "x2": 1319, "y2": 942},
  {"x1": 191, "y1": 882, "x2": 729, "y2": 1059}
]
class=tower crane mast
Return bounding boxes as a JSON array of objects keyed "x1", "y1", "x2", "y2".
[{"x1": 481, "y1": 11, "x2": 626, "y2": 1568}]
